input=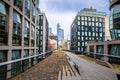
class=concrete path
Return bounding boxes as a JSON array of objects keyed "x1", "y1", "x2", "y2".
[{"x1": 65, "y1": 52, "x2": 118, "y2": 80}]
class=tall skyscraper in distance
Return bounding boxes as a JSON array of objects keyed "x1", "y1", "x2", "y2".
[
  {"x1": 57, "y1": 23, "x2": 64, "y2": 45},
  {"x1": 70, "y1": 7, "x2": 110, "y2": 54},
  {"x1": 49, "y1": 27, "x2": 52, "y2": 34}
]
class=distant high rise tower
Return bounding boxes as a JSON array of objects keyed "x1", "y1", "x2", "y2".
[
  {"x1": 57, "y1": 23, "x2": 64, "y2": 45},
  {"x1": 49, "y1": 27, "x2": 52, "y2": 33}
]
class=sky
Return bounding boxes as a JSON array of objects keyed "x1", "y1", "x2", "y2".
[{"x1": 39, "y1": 0, "x2": 110, "y2": 39}]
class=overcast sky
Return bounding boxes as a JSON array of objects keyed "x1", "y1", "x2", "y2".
[{"x1": 39, "y1": 0, "x2": 110, "y2": 39}]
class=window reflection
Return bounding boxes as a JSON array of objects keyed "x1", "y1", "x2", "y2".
[
  {"x1": 25, "y1": 0, "x2": 30, "y2": 17},
  {"x1": 31, "y1": 25, "x2": 35, "y2": 46},
  {"x1": 14, "y1": 0, "x2": 22, "y2": 10},
  {"x1": 12, "y1": 11, "x2": 21, "y2": 45},
  {"x1": 32, "y1": 2, "x2": 35, "y2": 22},
  {"x1": 24, "y1": 20, "x2": 29, "y2": 46},
  {"x1": 0, "y1": 2, "x2": 7, "y2": 44}
]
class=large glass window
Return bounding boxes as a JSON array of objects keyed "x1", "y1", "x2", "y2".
[
  {"x1": 110, "y1": 45, "x2": 120, "y2": 56},
  {"x1": 36, "y1": 30, "x2": 39, "y2": 46},
  {"x1": 36, "y1": 10, "x2": 39, "y2": 28},
  {"x1": 97, "y1": 46, "x2": 104, "y2": 54},
  {"x1": 31, "y1": 25, "x2": 35, "y2": 46},
  {"x1": 12, "y1": 11, "x2": 21, "y2": 45},
  {"x1": 32, "y1": 2, "x2": 35, "y2": 22},
  {"x1": 14, "y1": 0, "x2": 22, "y2": 10},
  {"x1": 24, "y1": 20, "x2": 29, "y2": 46},
  {"x1": 25, "y1": 0, "x2": 30, "y2": 17},
  {"x1": 23, "y1": 50, "x2": 29, "y2": 70},
  {"x1": 0, "y1": 2, "x2": 7, "y2": 44},
  {"x1": 0, "y1": 51, "x2": 7, "y2": 79},
  {"x1": 110, "y1": 4, "x2": 120, "y2": 39},
  {"x1": 11, "y1": 51, "x2": 21, "y2": 76},
  {"x1": 77, "y1": 21, "x2": 80, "y2": 25}
]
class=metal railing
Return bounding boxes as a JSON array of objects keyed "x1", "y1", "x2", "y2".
[
  {"x1": 85, "y1": 52, "x2": 120, "y2": 64},
  {"x1": 0, "y1": 50, "x2": 53, "y2": 80},
  {"x1": 63, "y1": 49, "x2": 120, "y2": 64}
]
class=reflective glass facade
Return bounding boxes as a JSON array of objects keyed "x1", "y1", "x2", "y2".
[
  {"x1": 71, "y1": 8, "x2": 106, "y2": 54},
  {"x1": 0, "y1": 0, "x2": 41, "y2": 79},
  {"x1": 0, "y1": 2, "x2": 7, "y2": 44},
  {"x1": 110, "y1": 4, "x2": 120, "y2": 39},
  {"x1": 109, "y1": 0, "x2": 120, "y2": 56}
]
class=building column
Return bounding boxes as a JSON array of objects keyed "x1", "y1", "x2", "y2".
[
  {"x1": 7, "y1": 50, "x2": 12, "y2": 79},
  {"x1": 94, "y1": 45, "x2": 96, "y2": 58},
  {"x1": 104, "y1": 44, "x2": 109, "y2": 61}
]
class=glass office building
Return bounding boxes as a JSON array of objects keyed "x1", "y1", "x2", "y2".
[
  {"x1": 39, "y1": 13, "x2": 49, "y2": 54},
  {"x1": 109, "y1": 0, "x2": 120, "y2": 56},
  {"x1": 0, "y1": 0, "x2": 42, "y2": 79},
  {"x1": 70, "y1": 7, "x2": 109, "y2": 54}
]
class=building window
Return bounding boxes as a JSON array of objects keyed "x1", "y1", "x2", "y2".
[
  {"x1": 77, "y1": 21, "x2": 80, "y2": 25},
  {"x1": 92, "y1": 22, "x2": 94, "y2": 26},
  {"x1": 12, "y1": 11, "x2": 21, "y2": 45},
  {"x1": 89, "y1": 22, "x2": 91, "y2": 26},
  {"x1": 92, "y1": 17, "x2": 95, "y2": 21},
  {"x1": 82, "y1": 32, "x2": 84, "y2": 36},
  {"x1": 110, "y1": 45, "x2": 120, "y2": 56},
  {"x1": 85, "y1": 22, "x2": 87, "y2": 26},
  {"x1": 78, "y1": 42, "x2": 80, "y2": 46},
  {"x1": 14, "y1": 0, "x2": 22, "y2": 10},
  {"x1": 78, "y1": 47, "x2": 80, "y2": 51},
  {"x1": 81, "y1": 16, "x2": 84, "y2": 20},
  {"x1": 31, "y1": 25, "x2": 35, "y2": 46},
  {"x1": 81, "y1": 37, "x2": 83, "y2": 41},
  {"x1": 0, "y1": 2, "x2": 7, "y2": 44},
  {"x1": 96, "y1": 22, "x2": 98, "y2": 26},
  {"x1": 23, "y1": 50, "x2": 29, "y2": 70},
  {"x1": 24, "y1": 20, "x2": 29, "y2": 46},
  {"x1": 11, "y1": 50, "x2": 21, "y2": 76},
  {"x1": 31, "y1": 49, "x2": 34, "y2": 56},
  {"x1": 32, "y1": 2, "x2": 35, "y2": 22},
  {"x1": 81, "y1": 21, "x2": 84, "y2": 25},
  {"x1": 97, "y1": 46, "x2": 104, "y2": 54},
  {"x1": 78, "y1": 37, "x2": 80, "y2": 40},
  {"x1": 85, "y1": 32, "x2": 87, "y2": 36},
  {"x1": 78, "y1": 32, "x2": 80, "y2": 35},
  {"x1": 0, "y1": 51, "x2": 7, "y2": 79},
  {"x1": 36, "y1": 10, "x2": 39, "y2": 27},
  {"x1": 25, "y1": 0, "x2": 30, "y2": 17},
  {"x1": 88, "y1": 17, "x2": 91, "y2": 21},
  {"x1": 85, "y1": 17, "x2": 87, "y2": 21},
  {"x1": 36, "y1": 0, "x2": 39, "y2": 7},
  {"x1": 78, "y1": 16, "x2": 80, "y2": 20},
  {"x1": 23, "y1": 50, "x2": 29, "y2": 57},
  {"x1": 36, "y1": 30, "x2": 39, "y2": 46}
]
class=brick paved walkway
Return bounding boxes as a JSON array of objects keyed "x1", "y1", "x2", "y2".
[{"x1": 11, "y1": 50, "x2": 69, "y2": 80}]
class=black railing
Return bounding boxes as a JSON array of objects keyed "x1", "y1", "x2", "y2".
[
  {"x1": 0, "y1": 50, "x2": 53, "y2": 80},
  {"x1": 86, "y1": 52, "x2": 120, "y2": 64}
]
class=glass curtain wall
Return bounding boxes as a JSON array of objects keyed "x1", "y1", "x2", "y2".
[
  {"x1": 0, "y1": 2, "x2": 7, "y2": 44},
  {"x1": 12, "y1": 11, "x2": 21, "y2": 45},
  {"x1": 11, "y1": 51, "x2": 21, "y2": 76},
  {"x1": 24, "y1": 20, "x2": 29, "y2": 46}
]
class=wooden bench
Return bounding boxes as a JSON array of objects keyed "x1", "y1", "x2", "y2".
[{"x1": 61, "y1": 65, "x2": 81, "y2": 80}]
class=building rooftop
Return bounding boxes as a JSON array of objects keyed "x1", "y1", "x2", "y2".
[{"x1": 79, "y1": 7, "x2": 106, "y2": 16}]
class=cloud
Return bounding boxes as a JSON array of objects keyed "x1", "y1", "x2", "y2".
[{"x1": 39, "y1": 0, "x2": 109, "y2": 39}]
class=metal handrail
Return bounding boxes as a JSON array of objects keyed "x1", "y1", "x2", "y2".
[{"x1": 0, "y1": 50, "x2": 53, "y2": 66}]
